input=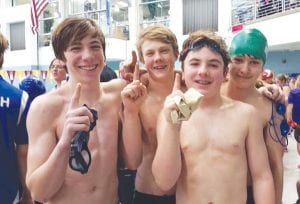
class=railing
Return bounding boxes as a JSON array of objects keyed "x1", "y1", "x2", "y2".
[{"x1": 232, "y1": 0, "x2": 300, "y2": 25}]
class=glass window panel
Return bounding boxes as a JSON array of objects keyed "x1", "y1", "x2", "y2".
[
  {"x1": 38, "y1": 0, "x2": 60, "y2": 47},
  {"x1": 12, "y1": 0, "x2": 30, "y2": 6},
  {"x1": 10, "y1": 22, "x2": 25, "y2": 50},
  {"x1": 139, "y1": 0, "x2": 170, "y2": 29}
]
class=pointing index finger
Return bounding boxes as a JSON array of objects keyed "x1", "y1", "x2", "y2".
[
  {"x1": 172, "y1": 73, "x2": 182, "y2": 92},
  {"x1": 129, "y1": 51, "x2": 138, "y2": 71},
  {"x1": 133, "y1": 63, "x2": 140, "y2": 81},
  {"x1": 69, "y1": 83, "x2": 81, "y2": 110}
]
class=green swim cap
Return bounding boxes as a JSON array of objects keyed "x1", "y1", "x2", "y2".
[{"x1": 229, "y1": 29, "x2": 268, "y2": 65}]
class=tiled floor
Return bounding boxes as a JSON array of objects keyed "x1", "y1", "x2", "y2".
[{"x1": 282, "y1": 132, "x2": 300, "y2": 204}]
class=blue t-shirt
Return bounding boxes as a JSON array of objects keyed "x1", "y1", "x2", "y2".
[
  {"x1": 0, "y1": 75, "x2": 31, "y2": 203},
  {"x1": 288, "y1": 87, "x2": 300, "y2": 123}
]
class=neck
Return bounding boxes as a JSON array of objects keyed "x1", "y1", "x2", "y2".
[
  {"x1": 226, "y1": 81, "x2": 257, "y2": 101},
  {"x1": 147, "y1": 73, "x2": 175, "y2": 97},
  {"x1": 199, "y1": 93, "x2": 223, "y2": 109},
  {"x1": 68, "y1": 80, "x2": 101, "y2": 104}
]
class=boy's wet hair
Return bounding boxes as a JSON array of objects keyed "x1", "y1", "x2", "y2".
[
  {"x1": 52, "y1": 17, "x2": 106, "y2": 62},
  {"x1": 136, "y1": 24, "x2": 179, "y2": 63},
  {"x1": 179, "y1": 30, "x2": 231, "y2": 73}
]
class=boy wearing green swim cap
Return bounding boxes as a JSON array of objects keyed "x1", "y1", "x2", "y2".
[{"x1": 222, "y1": 28, "x2": 285, "y2": 204}]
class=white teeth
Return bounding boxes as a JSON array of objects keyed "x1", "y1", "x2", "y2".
[
  {"x1": 154, "y1": 65, "x2": 166, "y2": 69},
  {"x1": 78, "y1": 65, "x2": 97, "y2": 71},
  {"x1": 195, "y1": 80, "x2": 210, "y2": 85}
]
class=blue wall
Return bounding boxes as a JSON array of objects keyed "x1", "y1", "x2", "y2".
[{"x1": 266, "y1": 50, "x2": 300, "y2": 75}]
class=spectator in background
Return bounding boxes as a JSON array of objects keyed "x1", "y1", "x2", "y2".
[
  {"x1": 19, "y1": 75, "x2": 46, "y2": 101},
  {"x1": 276, "y1": 73, "x2": 291, "y2": 103},
  {"x1": 0, "y1": 31, "x2": 33, "y2": 203},
  {"x1": 49, "y1": 58, "x2": 68, "y2": 89},
  {"x1": 261, "y1": 69, "x2": 274, "y2": 84},
  {"x1": 100, "y1": 65, "x2": 117, "y2": 82},
  {"x1": 286, "y1": 75, "x2": 300, "y2": 204},
  {"x1": 287, "y1": 75, "x2": 300, "y2": 142},
  {"x1": 289, "y1": 76, "x2": 297, "y2": 90}
]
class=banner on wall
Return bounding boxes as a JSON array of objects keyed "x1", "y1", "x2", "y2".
[
  {"x1": 0, "y1": 70, "x2": 53, "y2": 83},
  {"x1": 6, "y1": 70, "x2": 16, "y2": 84}
]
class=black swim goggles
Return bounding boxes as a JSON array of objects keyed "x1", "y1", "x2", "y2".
[
  {"x1": 69, "y1": 104, "x2": 98, "y2": 174},
  {"x1": 269, "y1": 102, "x2": 290, "y2": 147},
  {"x1": 179, "y1": 38, "x2": 229, "y2": 66}
]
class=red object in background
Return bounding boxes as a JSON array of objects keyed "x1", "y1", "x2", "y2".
[{"x1": 232, "y1": 24, "x2": 243, "y2": 33}]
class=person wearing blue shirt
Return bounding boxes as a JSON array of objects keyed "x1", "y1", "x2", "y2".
[{"x1": 0, "y1": 31, "x2": 32, "y2": 203}]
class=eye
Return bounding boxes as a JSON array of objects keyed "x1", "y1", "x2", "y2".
[
  {"x1": 70, "y1": 46, "x2": 81, "y2": 52},
  {"x1": 145, "y1": 51, "x2": 154, "y2": 57},
  {"x1": 233, "y1": 58, "x2": 243, "y2": 64},
  {"x1": 209, "y1": 63, "x2": 219, "y2": 68},
  {"x1": 249, "y1": 60, "x2": 260, "y2": 65},
  {"x1": 160, "y1": 48, "x2": 169, "y2": 54}
]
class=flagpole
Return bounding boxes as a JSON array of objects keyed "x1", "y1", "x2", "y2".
[{"x1": 36, "y1": 30, "x2": 39, "y2": 70}]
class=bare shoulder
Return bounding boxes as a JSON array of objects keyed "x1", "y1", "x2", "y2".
[
  {"x1": 28, "y1": 90, "x2": 65, "y2": 127},
  {"x1": 102, "y1": 78, "x2": 127, "y2": 93},
  {"x1": 223, "y1": 96, "x2": 256, "y2": 117}
]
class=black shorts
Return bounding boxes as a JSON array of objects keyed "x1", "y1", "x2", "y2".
[{"x1": 133, "y1": 191, "x2": 175, "y2": 204}]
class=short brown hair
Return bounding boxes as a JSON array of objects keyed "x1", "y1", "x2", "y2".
[
  {"x1": 51, "y1": 16, "x2": 106, "y2": 62},
  {"x1": 180, "y1": 30, "x2": 230, "y2": 73},
  {"x1": 136, "y1": 24, "x2": 178, "y2": 63},
  {"x1": 0, "y1": 32, "x2": 9, "y2": 54}
]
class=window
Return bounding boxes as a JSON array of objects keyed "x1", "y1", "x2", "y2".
[
  {"x1": 10, "y1": 22, "x2": 25, "y2": 50},
  {"x1": 139, "y1": 0, "x2": 170, "y2": 30},
  {"x1": 38, "y1": 0, "x2": 60, "y2": 47},
  {"x1": 69, "y1": 0, "x2": 130, "y2": 40},
  {"x1": 183, "y1": 0, "x2": 218, "y2": 34},
  {"x1": 12, "y1": 0, "x2": 30, "y2": 6}
]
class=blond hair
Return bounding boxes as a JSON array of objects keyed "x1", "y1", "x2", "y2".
[{"x1": 136, "y1": 24, "x2": 178, "y2": 63}]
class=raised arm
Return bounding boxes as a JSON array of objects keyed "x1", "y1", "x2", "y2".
[
  {"x1": 152, "y1": 74, "x2": 183, "y2": 191},
  {"x1": 26, "y1": 84, "x2": 93, "y2": 202},
  {"x1": 246, "y1": 107, "x2": 275, "y2": 204},
  {"x1": 121, "y1": 64, "x2": 147, "y2": 169}
]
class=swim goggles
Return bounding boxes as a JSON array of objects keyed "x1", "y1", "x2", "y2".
[
  {"x1": 69, "y1": 104, "x2": 98, "y2": 174},
  {"x1": 269, "y1": 102, "x2": 290, "y2": 147}
]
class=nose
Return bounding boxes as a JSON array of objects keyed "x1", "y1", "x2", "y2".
[
  {"x1": 82, "y1": 48, "x2": 93, "y2": 60},
  {"x1": 196, "y1": 64, "x2": 208, "y2": 75},
  {"x1": 239, "y1": 62, "x2": 250, "y2": 74},
  {"x1": 153, "y1": 52, "x2": 162, "y2": 62}
]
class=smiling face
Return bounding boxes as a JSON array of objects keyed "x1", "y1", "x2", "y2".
[
  {"x1": 141, "y1": 40, "x2": 177, "y2": 81},
  {"x1": 182, "y1": 46, "x2": 225, "y2": 97},
  {"x1": 228, "y1": 55, "x2": 263, "y2": 89},
  {"x1": 64, "y1": 33, "x2": 105, "y2": 82}
]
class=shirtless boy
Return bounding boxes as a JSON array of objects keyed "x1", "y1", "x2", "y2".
[
  {"x1": 152, "y1": 30, "x2": 275, "y2": 204},
  {"x1": 121, "y1": 24, "x2": 178, "y2": 203},
  {"x1": 26, "y1": 17, "x2": 126, "y2": 203},
  {"x1": 222, "y1": 28, "x2": 285, "y2": 204}
]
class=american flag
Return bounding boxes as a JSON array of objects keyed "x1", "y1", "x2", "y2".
[{"x1": 30, "y1": 0, "x2": 49, "y2": 34}]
